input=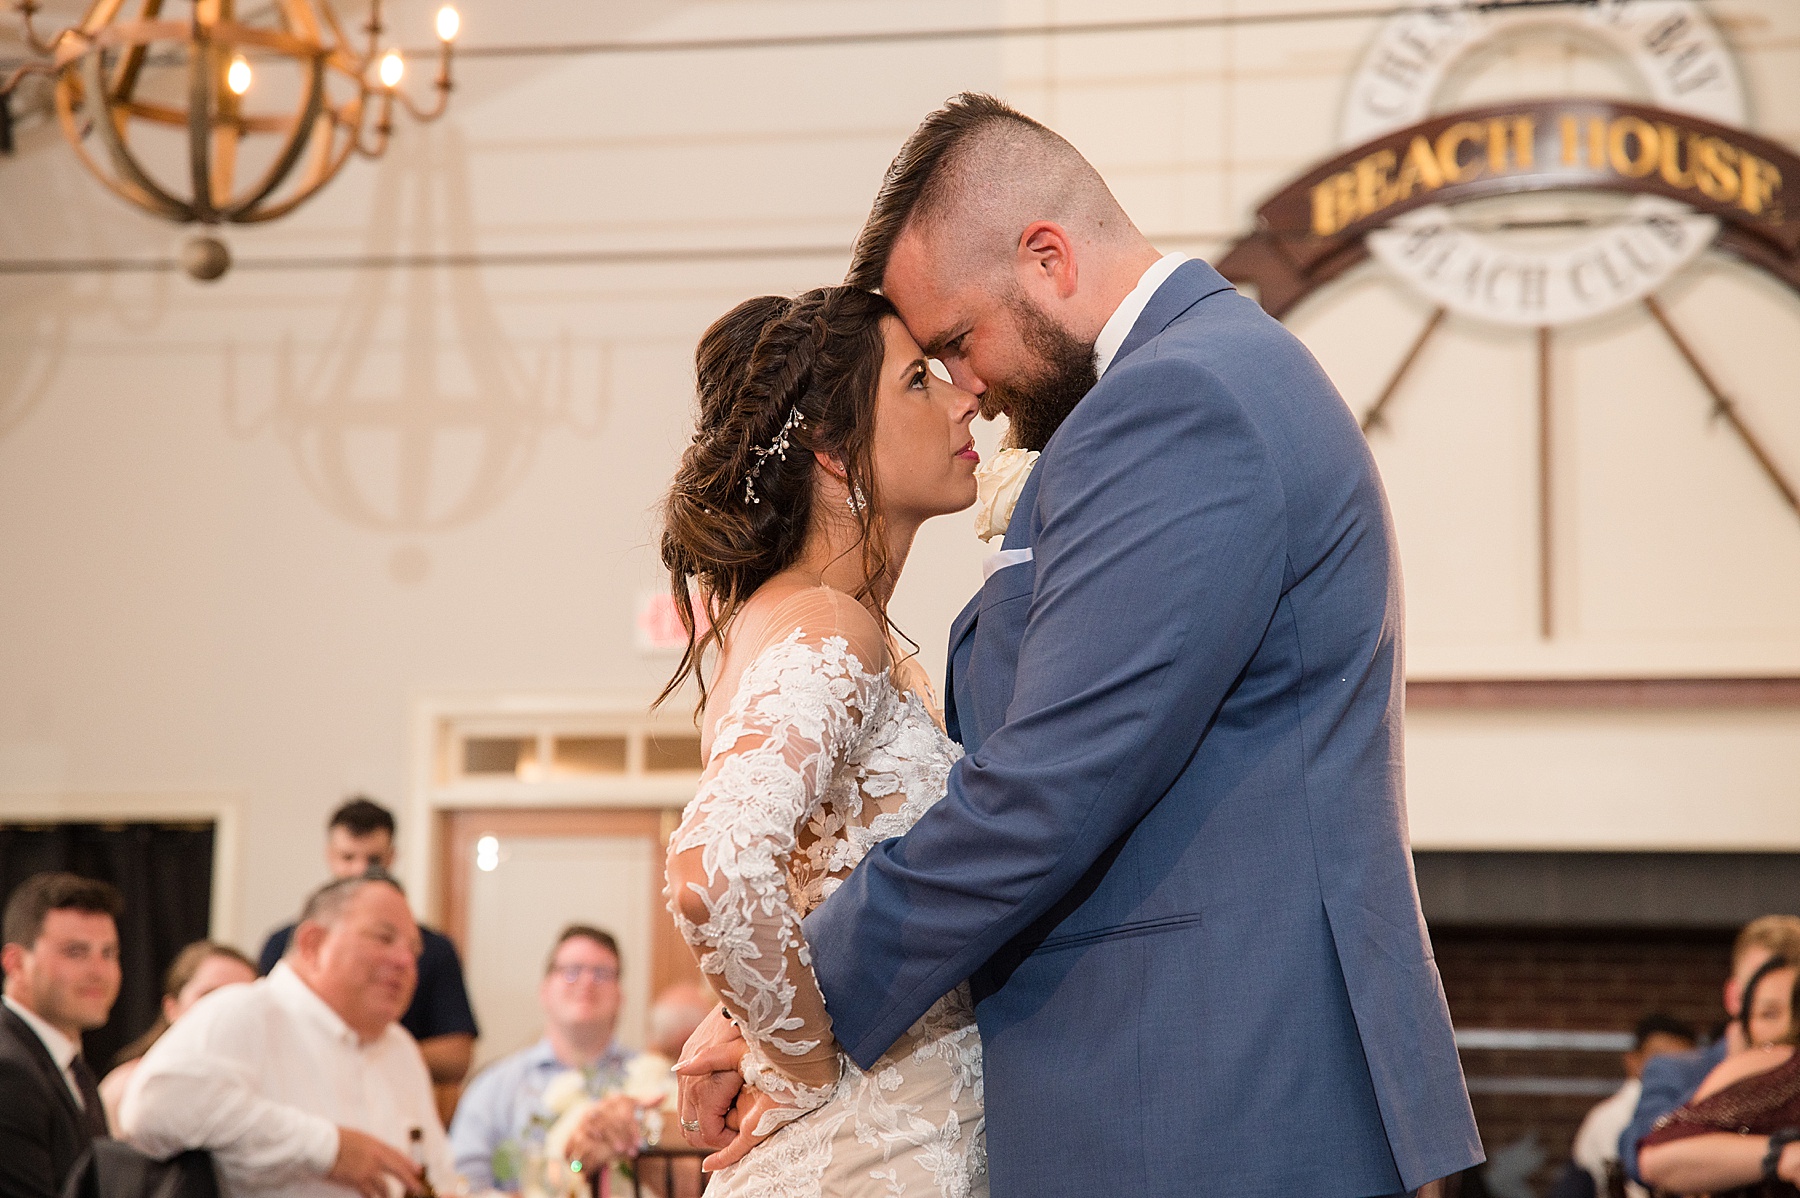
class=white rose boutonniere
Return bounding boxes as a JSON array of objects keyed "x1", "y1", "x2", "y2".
[{"x1": 973, "y1": 448, "x2": 1039, "y2": 543}]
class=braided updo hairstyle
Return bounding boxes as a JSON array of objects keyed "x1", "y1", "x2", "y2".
[{"x1": 657, "y1": 285, "x2": 898, "y2": 712}]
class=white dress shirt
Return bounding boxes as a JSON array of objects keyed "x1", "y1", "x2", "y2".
[
  {"x1": 1092, "y1": 251, "x2": 1188, "y2": 378},
  {"x1": 3, "y1": 993, "x2": 88, "y2": 1112},
  {"x1": 1571, "y1": 1077, "x2": 1649, "y2": 1198},
  {"x1": 121, "y1": 962, "x2": 454, "y2": 1198}
]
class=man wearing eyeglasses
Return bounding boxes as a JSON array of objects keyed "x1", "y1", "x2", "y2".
[{"x1": 450, "y1": 925, "x2": 657, "y2": 1193}]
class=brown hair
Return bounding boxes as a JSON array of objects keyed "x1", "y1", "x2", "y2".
[
  {"x1": 846, "y1": 92, "x2": 1046, "y2": 291},
  {"x1": 1734, "y1": 915, "x2": 1800, "y2": 970},
  {"x1": 545, "y1": 924, "x2": 621, "y2": 975},
  {"x1": 2, "y1": 872, "x2": 123, "y2": 949},
  {"x1": 656, "y1": 286, "x2": 898, "y2": 713},
  {"x1": 113, "y1": 940, "x2": 256, "y2": 1067},
  {"x1": 329, "y1": 795, "x2": 396, "y2": 839}
]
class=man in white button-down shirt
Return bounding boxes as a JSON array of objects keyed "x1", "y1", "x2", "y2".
[{"x1": 122, "y1": 875, "x2": 452, "y2": 1198}]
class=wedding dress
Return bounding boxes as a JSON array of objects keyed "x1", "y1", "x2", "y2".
[{"x1": 668, "y1": 586, "x2": 987, "y2": 1198}]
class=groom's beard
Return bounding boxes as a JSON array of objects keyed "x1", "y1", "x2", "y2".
[{"x1": 984, "y1": 292, "x2": 1098, "y2": 453}]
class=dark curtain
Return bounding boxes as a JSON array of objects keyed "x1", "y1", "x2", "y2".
[{"x1": 0, "y1": 822, "x2": 215, "y2": 1070}]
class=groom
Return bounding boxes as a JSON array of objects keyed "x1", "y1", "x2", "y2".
[{"x1": 682, "y1": 93, "x2": 1482, "y2": 1196}]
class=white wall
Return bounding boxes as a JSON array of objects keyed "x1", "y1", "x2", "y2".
[{"x1": 2, "y1": 0, "x2": 1798, "y2": 966}]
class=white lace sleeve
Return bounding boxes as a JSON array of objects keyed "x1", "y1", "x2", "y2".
[{"x1": 666, "y1": 606, "x2": 884, "y2": 1133}]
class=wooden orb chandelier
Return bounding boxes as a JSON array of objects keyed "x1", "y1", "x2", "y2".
[{"x1": 2, "y1": 0, "x2": 460, "y2": 278}]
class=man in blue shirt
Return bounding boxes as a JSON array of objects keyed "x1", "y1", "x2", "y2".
[
  {"x1": 258, "y1": 797, "x2": 480, "y2": 1105},
  {"x1": 450, "y1": 926, "x2": 657, "y2": 1191},
  {"x1": 1619, "y1": 914, "x2": 1800, "y2": 1185}
]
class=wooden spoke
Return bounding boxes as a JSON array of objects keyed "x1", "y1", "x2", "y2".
[
  {"x1": 1644, "y1": 295, "x2": 1800, "y2": 521},
  {"x1": 1361, "y1": 305, "x2": 1446, "y2": 433}
]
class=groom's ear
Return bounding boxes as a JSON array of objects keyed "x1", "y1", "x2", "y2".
[{"x1": 1017, "y1": 221, "x2": 1079, "y2": 300}]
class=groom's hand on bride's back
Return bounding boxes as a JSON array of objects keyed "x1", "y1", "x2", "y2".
[{"x1": 674, "y1": 1005, "x2": 746, "y2": 1150}]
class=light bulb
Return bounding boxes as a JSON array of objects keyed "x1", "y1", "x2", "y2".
[
  {"x1": 435, "y1": 6, "x2": 460, "y2": 42},
  {"x1": 226, "y1": 54, "x2": 251, "y2": 96},
  {"x1": 379, "y1": 50, "x2": 404, "y2": 88}
]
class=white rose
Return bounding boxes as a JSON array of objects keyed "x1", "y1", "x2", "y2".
[
  {"x1": 542, "y1": 1098, "x2": 593, "y2": 1183},
  {"x1": 540, "y1": 1069, "x2": 588, "y2": 1116},
  {"x1": 972, "y1": 448, "x2": 1039, "y2": 543},
  {"x1": 623, "y1": 1051, "x2": 677, "y2": 1105}
]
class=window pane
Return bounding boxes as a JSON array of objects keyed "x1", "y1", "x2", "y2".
[{"x1": 553, "y1": 736, "x2": 629, "y2": 775}]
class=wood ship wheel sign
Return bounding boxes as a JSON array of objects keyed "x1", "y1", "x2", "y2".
[{"x1": 1216, "y1": 1, "x2": 1800, "y2": 641}]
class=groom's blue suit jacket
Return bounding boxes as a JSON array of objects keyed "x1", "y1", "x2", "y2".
[{"x1": 805, "y1": 260, "x2": 1482, "y2": 1196}]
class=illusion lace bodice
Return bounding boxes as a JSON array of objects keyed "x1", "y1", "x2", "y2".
[{"x1": 666, "y1": 586, "x2": 985, "y2": 1198}]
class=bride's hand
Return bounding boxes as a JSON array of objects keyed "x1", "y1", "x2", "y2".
[
  {"x1": 700, "y1": 1088, "x2": 792, "y2": 1173},
  {"x1": 674, "y1": 1006, "x2": 747, "y2": 1150}
]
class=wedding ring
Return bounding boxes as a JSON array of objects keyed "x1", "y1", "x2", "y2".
[{"x1": 681, "y1": 1119, "x2": 701, "y2": 1133}]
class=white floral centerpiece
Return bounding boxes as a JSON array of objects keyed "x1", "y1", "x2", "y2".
[
  {"x1": 525, "y1": 1057, "x2": 680, "y2": 1194},
  {"x1": 502, "y1": 1055, "x2": 676, "y2": 1198},
  {"x1": 973, "y1": 448, "x2": 1039, "y2": 542}
]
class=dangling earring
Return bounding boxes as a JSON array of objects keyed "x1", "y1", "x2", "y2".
[{"x1": 846, "y1": 483, "x2": 867, "y2": 513}]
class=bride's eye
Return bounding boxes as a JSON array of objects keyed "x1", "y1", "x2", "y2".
[{"x1": 909, "y1": 366, "x2": 930, "y2": 390}]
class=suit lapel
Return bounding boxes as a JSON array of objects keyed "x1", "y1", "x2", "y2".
[
  {"x1": 947, "y1": 590, "x2": 981, "y2": 664},
  {"x1": 943, "y1": 590, "x2": 981, "y2": 745},
  {"x1": 998, "y1": 468, "x2": 1043, "y2": 553},
  {"x1": 1, "y1": 1005, "x2": 87, "y2": 1132}
]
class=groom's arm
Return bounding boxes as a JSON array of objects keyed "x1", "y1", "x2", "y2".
[{"x1": 805, "y1": 351, "x2": 1289, "y2": 1068}]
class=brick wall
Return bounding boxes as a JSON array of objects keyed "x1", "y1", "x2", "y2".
[{"x1": 1432, "y1": 926, "x2": 1735, "y2": 1197}]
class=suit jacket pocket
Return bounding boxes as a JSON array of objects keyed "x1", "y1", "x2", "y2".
[
  {"x1": 1033, "y1": 910, "x2": 1204, "y2": 954},
  {"x1": 980, "y1": 558, "x2": 1035, "y2": 611}
]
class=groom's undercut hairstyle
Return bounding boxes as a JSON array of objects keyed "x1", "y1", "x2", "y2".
[{"x1": 846, "y1": 91, "x2": 1139, "y2": 292}]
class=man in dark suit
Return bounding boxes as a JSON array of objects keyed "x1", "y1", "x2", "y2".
[{"x1": 1, "y1": 872, "x2": 123, "y2": 1198}]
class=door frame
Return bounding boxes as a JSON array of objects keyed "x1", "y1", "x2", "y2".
[{"x1": 436, "y1": 805, "x2": 703, "y2": 1005}]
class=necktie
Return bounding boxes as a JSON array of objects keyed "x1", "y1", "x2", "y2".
[{"x1": 69, "y1": 1053, "x2": 109, "y2": 1139}]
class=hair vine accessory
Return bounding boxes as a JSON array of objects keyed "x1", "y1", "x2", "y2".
[{"x1": 742, "y1": 405, "x2": 806, "y2": 505}]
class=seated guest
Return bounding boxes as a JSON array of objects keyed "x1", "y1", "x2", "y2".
[
  {"x1": 1637, "y1": 966, "x2": 1800, "y2": 1195},
  {"x1": 259, "y1": 797, "x2": 479, "y2": 1106},
  {"x1": 450, "y1": 926, "x2": 659, "y2": 1192},
  {"x1": 122, "y1": 875, "x2": 448, "y2": 1198},
  {"x1": 1620, "y1": 913, "x2": 1800, "y2": 1186},
  {"x1": 1567, "y1": 1013, "x2": 1696, "y2": 1198},
  {"x1": 639, "y1": 987, "x2": 710, "y2": 1198},
  {"x1": 646, "y1": 983, "x2": 712, "y2": 1062},
  {"x1": 1743, "y1": 956, "x2": 1798, "y2": 1048},
  {"x1": 0, "y1": 873, "x2": 122, "y2": 1198},
  {"x1": 98, "y1": 940, "x2": 257, "y2": 1131}
]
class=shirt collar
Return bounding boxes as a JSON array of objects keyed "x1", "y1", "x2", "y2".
[
  {"x1": 268, "y1": 959, "x2": 366, "y2": 1048},
  {"x1": 1092, "y1": 252, "x2": 1188, "y2": 379},
  {"x1": 3, "y1": 994, "x2": 78, "y2": 1070}
]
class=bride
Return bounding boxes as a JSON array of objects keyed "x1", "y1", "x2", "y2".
[{"x1": 657, "y1": 285, "x2": 987, "y2": 1197}]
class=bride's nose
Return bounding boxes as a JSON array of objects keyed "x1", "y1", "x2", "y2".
[{"x1": 948, "y1": 384, "x2": 979, "y2": 427}]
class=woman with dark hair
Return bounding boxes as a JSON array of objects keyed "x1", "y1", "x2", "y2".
[
  {"x1": 98, "y1": 940, "x2": 256, "y2": 1130},
  {"x1": 659, "y1": 286, "x2": 985, "y2": 1197},
  {"x1": 1742, "y1": 957, "x2": 1799, "y2": 1050},
  {"x1": 1638, "y1": 967, "x2": 1800, "y2": 1196}
]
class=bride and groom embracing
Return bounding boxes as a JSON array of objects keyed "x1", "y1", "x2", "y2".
[{"x1": 653, "y1": 93, "x2": 1484, "y2": 1198}]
